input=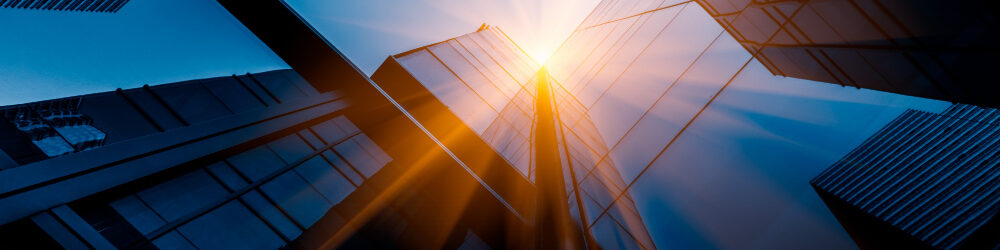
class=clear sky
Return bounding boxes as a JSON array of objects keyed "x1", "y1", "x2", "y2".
[
  {"x1": 0, "y1": 0, "x2": 597, "y2": 106},
  {"x1": 0, "y1": 0, "x2": 291, "y2": 106}
]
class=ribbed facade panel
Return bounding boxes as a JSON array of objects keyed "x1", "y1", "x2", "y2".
[
  {"x1": 812, "y1": 104, "x2": 1000, "y2": 249},
  {"x1": 0, "y1": 0, "x2": 129, "y2": 12}
]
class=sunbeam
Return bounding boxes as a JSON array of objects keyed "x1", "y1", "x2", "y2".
[{"x1": 285, "y1": 0, "x2": 598, "y2": 74}]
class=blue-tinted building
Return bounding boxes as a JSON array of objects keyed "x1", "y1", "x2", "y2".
[
  {"x1": 695, "y1": 0, "x2": 1000, "y2": 108},
  {"x1": 813, "y1": 104, "x2": 1000, "y2": 249}
]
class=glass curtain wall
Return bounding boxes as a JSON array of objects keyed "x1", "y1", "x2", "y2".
[
  {"x1": 392, "y1": 27, "x2": 541, "y2": 179},
  {"x1": 545, "y1": 0, "x2": 951, "y2": 248}
]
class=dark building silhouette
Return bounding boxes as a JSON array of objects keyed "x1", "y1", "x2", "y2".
[
  {"x1": 0, "y1": 68, "x2": 528, "y2": 249},
  {"x1": 0, "y1": 1, "x2": 530, "y2": 248},
  {"x1": 0, "y1": 69, "x2": 372, "y2": 248},
  {"x1": 0, "y1": 0, "x2": 129, "y2": 12},
  {"x1": 812, "y1": 104, "x2": 1000, "y2": 249},
  {"x1": 696, "y1": 0, "x2": 1000, "y2": 107}
]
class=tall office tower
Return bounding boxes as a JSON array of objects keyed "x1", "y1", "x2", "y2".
[
  {"x1": 0, "y1": 70, "x2": 379, "y2": 249},
  {"x1": 370, "y1": 26, "x2": 541, "y2": 241},
  {"x1": 543, "y1": 0, "x2": 950, "y2": 248},
  {"x1": 0, "y1": 66, "x2": 525, "y2": 249},
  {"x1": 373, "y1": 25, "x2": 540, "y2": 180},
  {"x1": 0, "y1": 0, "x2": 129, "y2": 12},
  {"x1": 0, "y1": 1, "x2": 531, "y2": 249},
  {"x1": 695, "y1": 0, "x2": 1000, "y2": 107},
  {"x1": 371, "y1": 24, "x2": 656, "y2": 248},
  {"x1": 812, "y1": 104, "x2": 1000, "y2": 249}
]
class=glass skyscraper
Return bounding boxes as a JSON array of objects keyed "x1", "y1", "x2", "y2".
[
  {"x1": 543, "y1": 0, "x2": 945, "y2": 248},
  {"x1": 694, "y1": 0, "x2": 1000, "y2": 108},
  {"x1": 0, "y1": 0, "x2": 994, "y2": 249}
]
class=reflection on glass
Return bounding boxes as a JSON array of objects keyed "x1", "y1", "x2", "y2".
[{"x1": 544, "y1": 0, "x2": 950, "y2": 248}]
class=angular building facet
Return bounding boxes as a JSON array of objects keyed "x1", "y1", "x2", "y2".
[
  {"x1": 696, "y1": 0, "x2": 1000, "y2": 107},
  {"x1": 0, "y1": 69, "x2": 374, "y2": 248},
  {"x1": 373, "y1": 25, "x2": 539, "y2": 179},
  {"x1": 369, "y1": 26, "x2": 549, "y2": 248},
  {"x1": 0, "y1": 1, "x2": 531, "y2": 249},
  {"x1": 542, "y1": 0, "x2": 949, "y2": 248},
  {"x1": 812, "y1": 104, "x2": 1000, "y2": 249}
]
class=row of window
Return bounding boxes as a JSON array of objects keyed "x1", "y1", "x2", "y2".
[
  {"x1": 551, "y1": 0, "x2": 952, "y2": 248},
  {"x1": 0, "y1": 70, "x2": 318, "y2": 167},
  {"x1": 89, "y1": 115, "x2": 389, "y2": 249},
  {"x1": 699, "y1": 0, "x2": 997, "y2": 105}
]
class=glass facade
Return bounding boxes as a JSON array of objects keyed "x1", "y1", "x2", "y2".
[
  {"x1": 0, "y1": 70, "x2": 319, "y2": 165},
  {"x1": 0, "y1": 68, "x2": 380, "y2": 248},
  {"x1": 545, "y1": 0, "x2": 951, "y2": 248},
  {"x1": 95, "y1": 114, "x2": 381, "y2": 249},
  {"x1": 0, "y1": 1, "x2": 527, "y2": 248},
  {"x1": 390, "y1": 27, "x2": 539, "y2": 179},
  {"x1": 694, "y1": 0, "x2": 1000, "y2": 108}
]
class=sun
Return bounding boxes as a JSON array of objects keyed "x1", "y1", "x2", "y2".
[{"x1": 528, "y1": 49, "x2": 553, "y2": 66}]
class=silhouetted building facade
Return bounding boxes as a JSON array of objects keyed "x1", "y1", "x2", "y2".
[
  {"x1": 0, "y1": 67, "x2": 526, "y2": 249},
  {"x1": 812, "y1": 104, "x2": 1000, "y2": 249},
  {"x1": 0, "y1": 1, "x2": 531, "y2": 249},
  {"x1": 0, "y1": 69, "x2": 387, "y2": 248},
  {"x1": 696, "y1": 0, "x2": 1000, "y2": 107}
]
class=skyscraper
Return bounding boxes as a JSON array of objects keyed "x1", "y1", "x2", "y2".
[
  {"x1": 0, "y1": 1, "x2": 531, "y2": 249},
  {"x1": 812, "y1": 104, "x2": 1000, "y2": 249},
  {"x1": 369, "y1": 25, "x2": 540, "y2": 239},
  {"x1": 0, "y1": 69, "x2": 389, "y2": 248},
  {"x1": 542, "y1": 0, "x2": 947, "y2": 248},
  {"x1": 695, "y1": 0, "x2": 1000, "y2": 107}
]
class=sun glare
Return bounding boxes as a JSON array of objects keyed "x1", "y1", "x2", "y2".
[{"x1": 529, "y1": 49, "x2": 553, "y2": 65}]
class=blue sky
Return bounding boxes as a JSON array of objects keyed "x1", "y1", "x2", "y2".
[
  {"x1": 0, "y1": 0, "x2": 287, "y2": 106},
  {"x1": 286, "y1": 0, "x2": 597, "y2": 72},
  {"x1": 0, "y1": 0, "x2": 597, "y2": 106}
]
